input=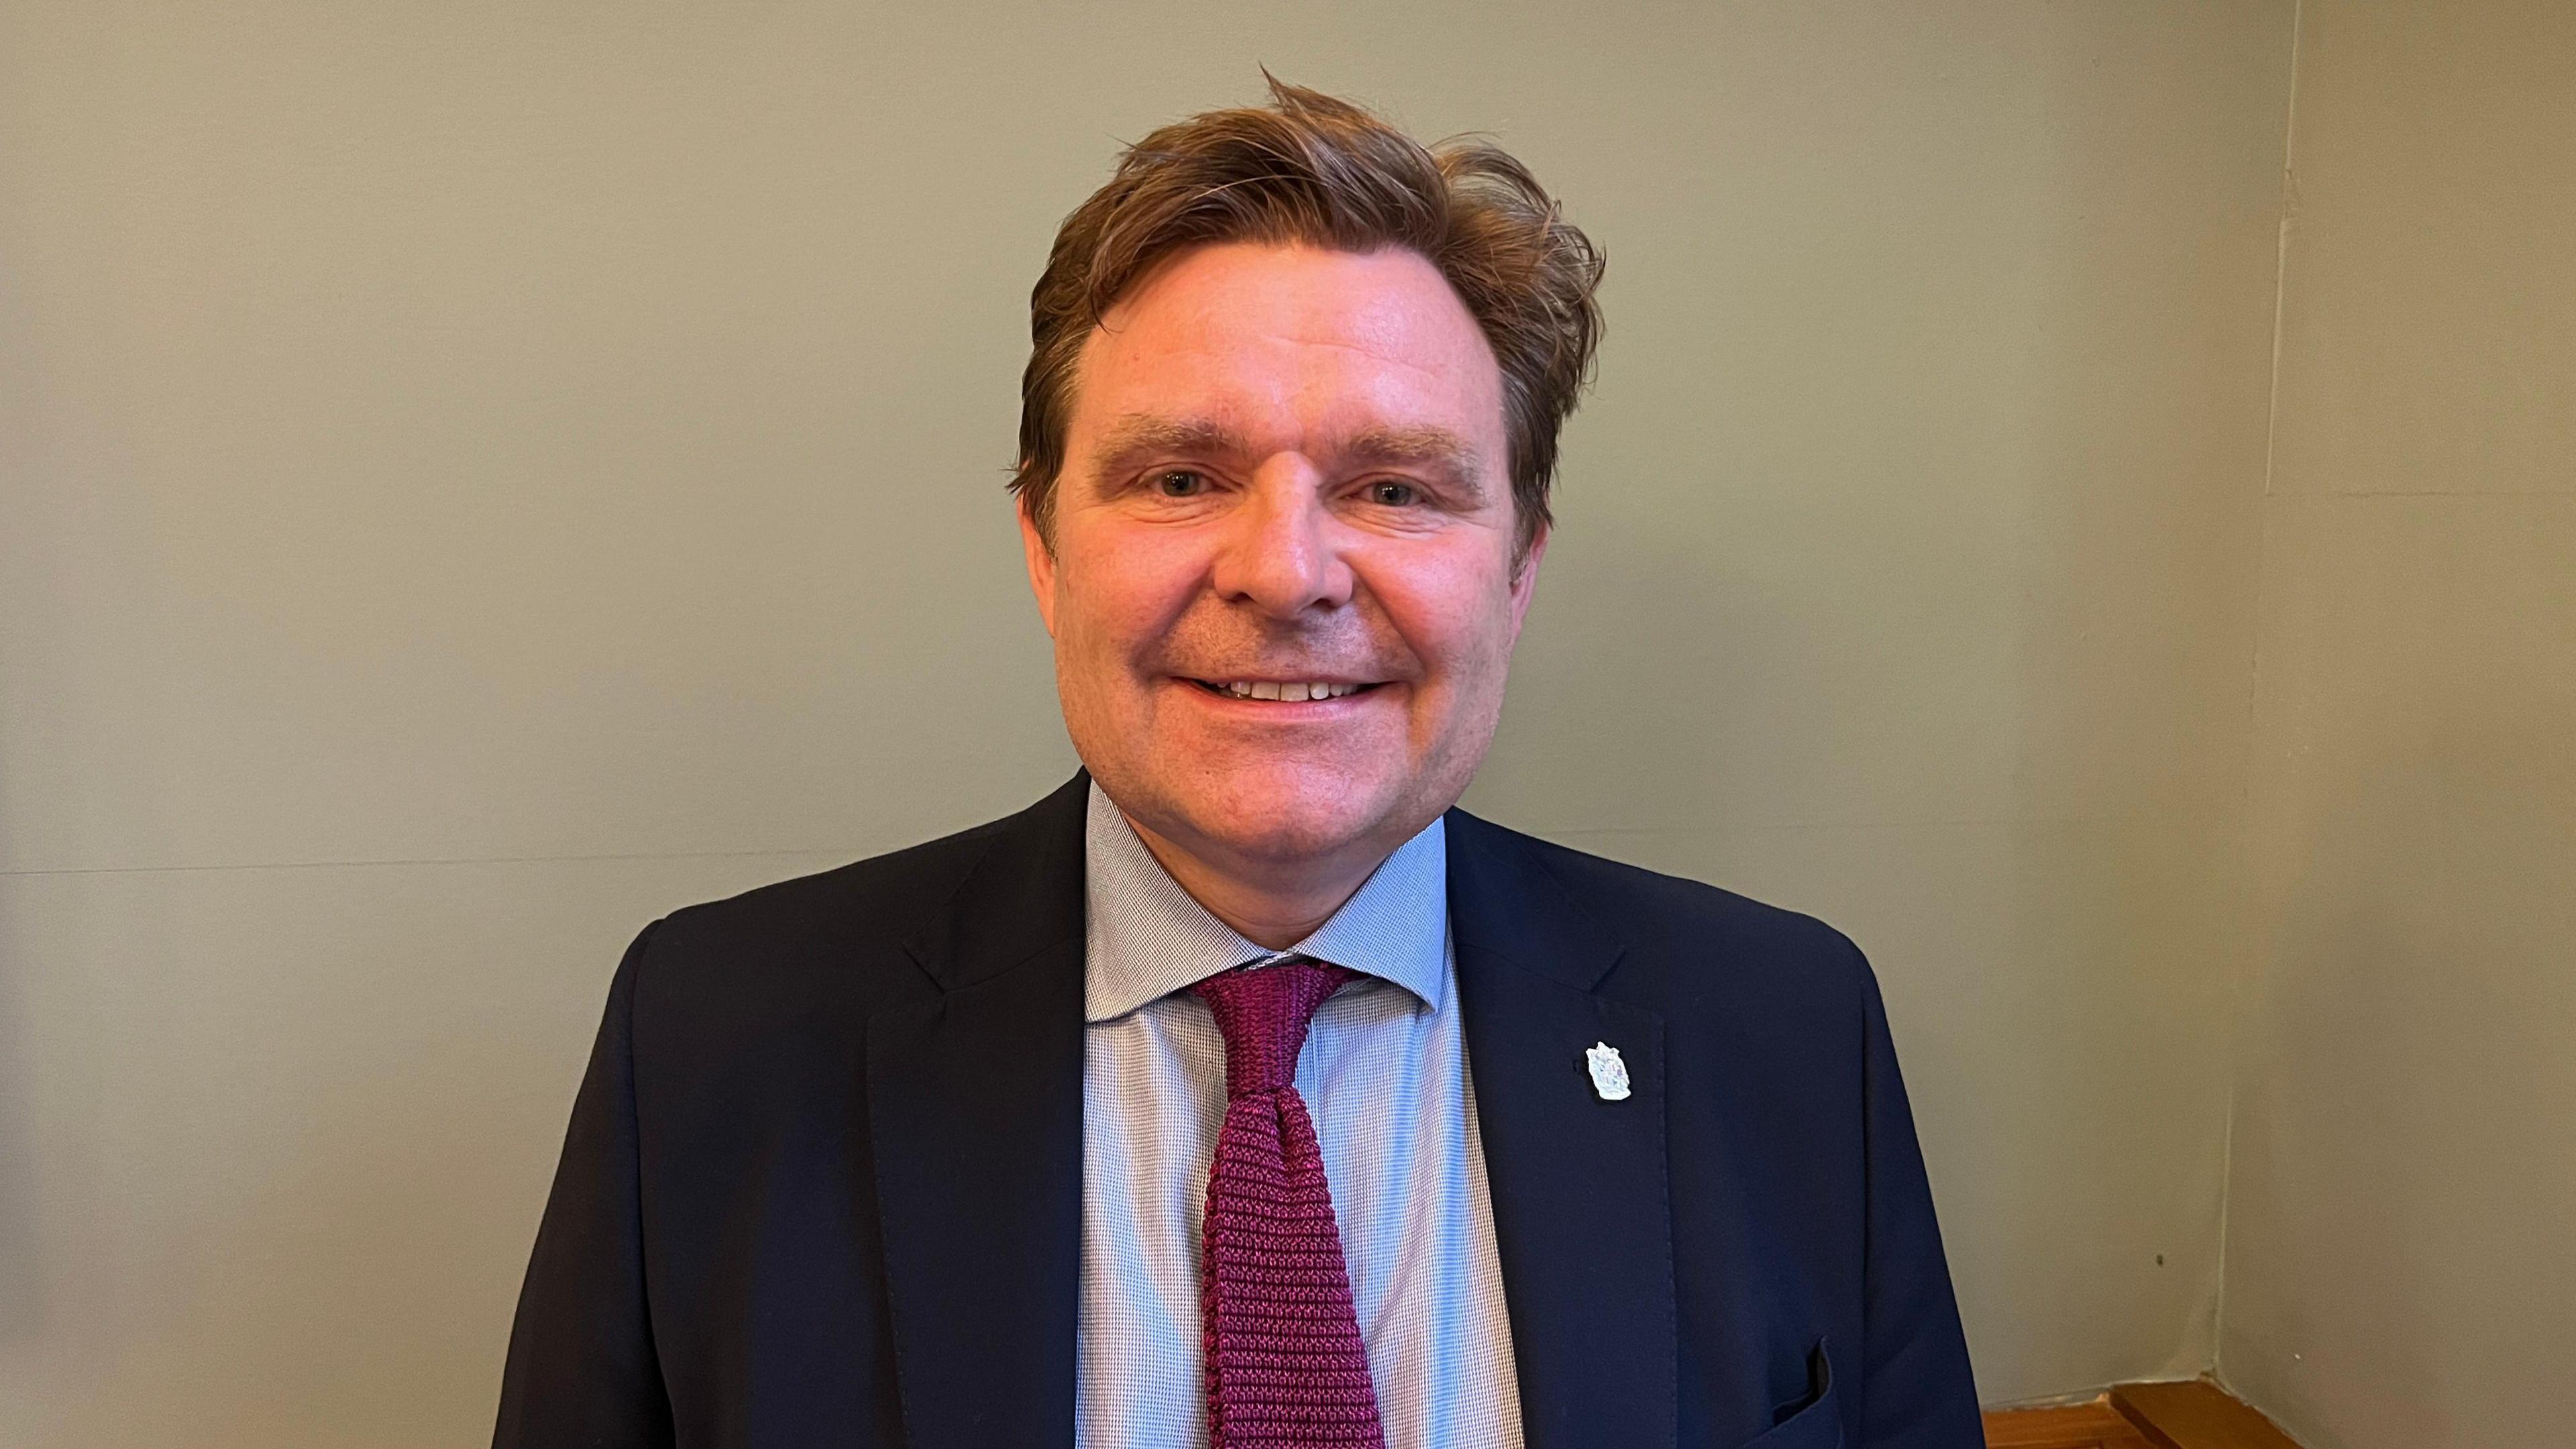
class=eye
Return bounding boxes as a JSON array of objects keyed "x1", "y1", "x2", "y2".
[
  {"x1": 1366, "y1": 480, "x2": 1419, "y2": 506},
  {"x1": 1155, "y1": 469, "x2": 1208, "y2": 498}
]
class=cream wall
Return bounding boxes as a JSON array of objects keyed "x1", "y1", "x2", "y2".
[
  {"x1": 1, "y1": 3, "x2": 2300, "y2": 1441},
  {"x1": 2216, "y1": 3, "x2": 2576, "y2": 1446}
]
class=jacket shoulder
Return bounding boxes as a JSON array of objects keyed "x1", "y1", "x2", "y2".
[
  {"x1": 660, "y1": 810, "x2": 1018, "y2": 963},
  {"x1": 1455, "y1": 812, "x2": 1876, "y2": 1021},
  {"x1": 618, "y1": 801, "x2": 1055, "y2": 1051}
]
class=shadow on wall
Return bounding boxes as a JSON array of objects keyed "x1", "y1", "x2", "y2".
[
  {"x1": 2229, "y1": 697, "x2": 2576, "y2": 1445},
  {"x1": 0, "y1": 228, "x2": 43, "y2": 1349},
  {"x1": 0, "y1": 904, "x2": 40, "y2": 1346},
  {"x1": 2226, "y1": 879, "x2": 2447, "y2": 1445}
]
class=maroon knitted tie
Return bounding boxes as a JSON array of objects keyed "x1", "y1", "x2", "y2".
[{"x1": 1191, "y1": 959, "x2": 1387, "y2": 1449}]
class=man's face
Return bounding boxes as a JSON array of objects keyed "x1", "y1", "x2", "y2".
[{"x1": 1021, "y1": 241, "x2": 1545, "y2": 875}]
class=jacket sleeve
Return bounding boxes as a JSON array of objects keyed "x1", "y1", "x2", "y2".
[
  {"x1": 492, "y1": 922, "x2": 676, "y2": 1449},
  {"x1": 1854, "y1": 951, "x2": 1984, "y2": 1446}
]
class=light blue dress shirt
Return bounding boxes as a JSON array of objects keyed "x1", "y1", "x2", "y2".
[{"x1": 1074, "y1": 783, "x2": 1526, "y2": 1449}]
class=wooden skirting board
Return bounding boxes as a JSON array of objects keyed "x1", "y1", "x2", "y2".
[{"x1": 1982, "y1": 1377, "x2": 2306, "y2": 1449}]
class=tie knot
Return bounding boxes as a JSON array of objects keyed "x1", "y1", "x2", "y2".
[{"x1": 1191, "y1": 958, "x2": 1360, "y2": 1097}]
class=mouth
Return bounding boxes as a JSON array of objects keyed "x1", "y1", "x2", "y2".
[{"x1": 1183, "y1": 677, "x2": 1387, "y2": 702}]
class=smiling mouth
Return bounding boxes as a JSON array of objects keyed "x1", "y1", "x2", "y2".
[{"x1": 1187, "y1": 678, "x2": 1384, "y2": 702}]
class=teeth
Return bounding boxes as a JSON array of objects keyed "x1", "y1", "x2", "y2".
[{"x1": 1218, "y1": 681, "x2": 1362, "y2": 700}]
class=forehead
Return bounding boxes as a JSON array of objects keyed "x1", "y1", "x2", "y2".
[{"x1": 1071, "y1": 242, "x2": 1506, "y2": 459}]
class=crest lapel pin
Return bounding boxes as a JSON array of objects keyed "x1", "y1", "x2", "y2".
[{"x1": 1585, "y1": 1041, "x2": 1631, "y2": 1102}]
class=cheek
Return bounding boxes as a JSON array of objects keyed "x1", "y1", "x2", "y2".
[
  {"x1": 1363, "y1": 547, "x2": 1517, "y2": 687},
  {"x1": 1058, "y1": 533, "x2": 1199, "y2": 661}
]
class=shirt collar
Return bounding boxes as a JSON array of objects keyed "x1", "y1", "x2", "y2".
[{"x1": 1083, "y1": 780, "x2": 1449, "y2": 1024}]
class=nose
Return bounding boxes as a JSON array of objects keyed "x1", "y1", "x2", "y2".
[{"x1": 1208, "y1": 453, "x2": 1355, "y2": 618}]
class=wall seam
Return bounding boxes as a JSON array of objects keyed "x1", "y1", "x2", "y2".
[
  {"x1": 0, "y1": 846, "x2": 869, "y2": 878},
  {"x1": 2210, "y1": 0, "x2": 2308, "y2": 1382}
]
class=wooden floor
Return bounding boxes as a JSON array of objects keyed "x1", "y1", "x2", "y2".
[{"x1": 1983, "y1": 1378, "x2": 2304, "y2": 1449}]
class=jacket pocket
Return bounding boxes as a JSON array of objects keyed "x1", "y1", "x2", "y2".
[{"x1": 1733, "y1": 1336, "x2": 1841, "y2": 1449}]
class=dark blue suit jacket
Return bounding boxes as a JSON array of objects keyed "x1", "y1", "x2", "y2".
[{"x1": 494, "y1": 772, "x2": 1982, "y2": 1448}]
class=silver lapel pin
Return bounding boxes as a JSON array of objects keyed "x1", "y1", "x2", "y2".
[{"x1": 1585, "y1": 1041, "x2": 1631, "y2": 1102}]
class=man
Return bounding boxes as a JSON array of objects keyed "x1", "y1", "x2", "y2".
[{"x1": 495, "y1": 81, "x2": 1981, "y2": 1449}]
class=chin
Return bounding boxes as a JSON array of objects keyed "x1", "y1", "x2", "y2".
[
  {"x1": 1155, "y1": 763, "x2": 1411, "y2": 866},
  {"x1": 1194, "y1": 806, "x2": 1377, "y2": 865}
]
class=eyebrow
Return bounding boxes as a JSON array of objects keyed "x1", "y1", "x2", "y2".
[{"x1": 1085, "y1": 414, "x2": 1491, "y2": 502}]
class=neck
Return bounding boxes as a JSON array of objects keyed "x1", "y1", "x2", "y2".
[{"x1": 1117, "y1": 809, "x2": 1400, "y2": 951}]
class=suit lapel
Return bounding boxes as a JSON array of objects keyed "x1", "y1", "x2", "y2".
[
  {"x1": 866, "y1": 773, "x2": 1089, "y2": 1449},
  {"x1": 1448, "y1": 810, "x2": 1678, "y2": 1449},
  {"x1": 862, "y1": 784, "x2": 1680, "y2": 1449}
]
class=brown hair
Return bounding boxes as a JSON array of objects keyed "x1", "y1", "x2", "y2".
[{"x1": 1011, "y1": 77, "x2": 1605, "y2": 563}]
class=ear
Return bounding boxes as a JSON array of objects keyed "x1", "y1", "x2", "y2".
[
  {"x1": 1505, "y1": 523, "x2": 1549, "y2": 641},
  {"x1": 1017, "y1": 492, "x2": 1060, "y2": 639}
]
